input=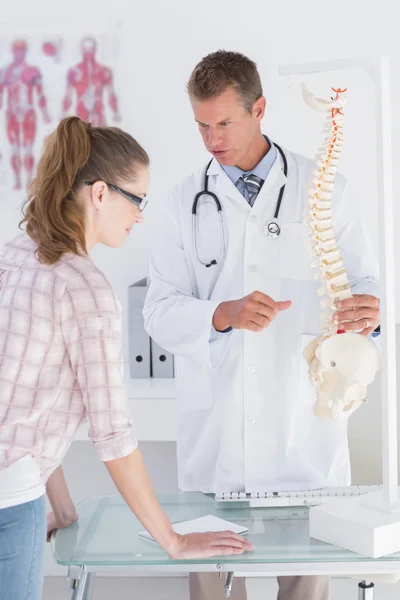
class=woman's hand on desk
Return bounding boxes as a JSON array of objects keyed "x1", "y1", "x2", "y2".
[
  {"x1": 167, "y1": 531, "x2": 253, "y2": 559},
  {"x1": 45, "y1": 465, "x2": 79, "y2": 541},
  {"x1": 104, "y1": 450, "x2": 253, "y2": 559},
  {"x1": 46, "y1": 510, "x2": 79, "y2": 542}
]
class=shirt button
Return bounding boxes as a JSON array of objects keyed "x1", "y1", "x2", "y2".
[
  {"x1": 247, "y1": 416, "x2": 257, "y2": 425},
  {"x1": 248, "y1": 264, "x2": 258, "y2": 273},
  {"x1": 248, "y1": 366, "x2": 256, "y2": 374},
  {"x1": 250, "y1": 214, "x2": 257, "y2": 222}
]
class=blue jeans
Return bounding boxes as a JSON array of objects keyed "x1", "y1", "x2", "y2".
[{"x1": 0, "y1": 496, "x2": 46, "y2": 600}]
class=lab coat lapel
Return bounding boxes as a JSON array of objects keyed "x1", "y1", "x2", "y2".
[
  {"x1": 207, "y1": 159, "x2": 250, "y2": 210},
  {"x1": 252, "y1": 153, "x2": 288, "y2": 217}
]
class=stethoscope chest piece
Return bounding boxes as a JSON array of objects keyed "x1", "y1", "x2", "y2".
[{"x1": 264, "y1": 221, "x2": 281, "y2": 239}]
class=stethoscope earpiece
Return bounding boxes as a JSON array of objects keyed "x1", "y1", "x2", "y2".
[{"x1": 205, "y1": 260, "x2": 218, "y2": 268}]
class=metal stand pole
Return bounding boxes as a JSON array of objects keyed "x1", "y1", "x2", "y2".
[
  {"x1": 82, "y1": 572, "x2": 95, "y2": 600},
  {"x1": 71, "y1": 573, "x2": 88, "y2": 600},
  {"x1": 358, "y1": 580, "x2": 374, "y2": 600},
  {"x1": 225, "y1": 572, "x2": 234, "y2": 598},
  {"x1": 67, "y1": 566, "x2": 89, "y2": 600}
]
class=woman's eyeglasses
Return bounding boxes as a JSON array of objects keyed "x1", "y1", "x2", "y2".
[{"x1": 85, "y1": 181, "x2": 148, "y2": 212}]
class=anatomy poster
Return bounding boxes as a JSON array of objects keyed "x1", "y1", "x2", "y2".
[
  {"x1": 61, "y1": 36, "x2": 121, "y2": 126},
  {"x1": 0, "y1": 24, "x2": 122, "y2": 196}
]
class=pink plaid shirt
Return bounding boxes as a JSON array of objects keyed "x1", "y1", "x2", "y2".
[{"x1": 0, "y1": 233, "x2": 137, "y2": 482}]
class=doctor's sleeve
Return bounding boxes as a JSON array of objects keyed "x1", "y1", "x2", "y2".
[
  {"x1": 333, "y1": 178, "x2": 380, "y2": 299},
  {"x1": 143, "y1": 188, "x2": 231, "y2": 368}
]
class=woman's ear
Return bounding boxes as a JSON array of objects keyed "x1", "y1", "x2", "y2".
[{"x1": 90, "y1": 181, "x2": 107, "y2": 209}]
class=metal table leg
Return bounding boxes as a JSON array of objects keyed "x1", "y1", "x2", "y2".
[
  {"x1": 358, "y1": 580, "x2": 374, "y2": 600},
  {"x1": 83, "y1": 573, "x2": 95, "y2": 600},
  {"x1": 225, "y1": 572, "x2": 234, "y2": 598},
  {"x1": 67, "y1": 566, "x2": 90, "y2": 600},
  {"x1": 71, "y1": 573, "x2": 88, "y2": 600}
]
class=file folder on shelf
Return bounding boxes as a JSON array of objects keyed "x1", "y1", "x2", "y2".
[
  {"x1": 150, "y1": 338, "x2": 174, "y2": 378},
  {"x1": 128, "y1": 278, "x2": 151, "y2": 378}
]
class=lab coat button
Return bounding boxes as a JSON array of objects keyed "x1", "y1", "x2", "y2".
[
  {"x1": 250, "y1": 214, "x2": 257, "y2": 222},
  {"x1": 247, "y1": 416, "x2": 257, "y2": 425},
  {"x1": 249, "y1": 264, "x2": 258, "y2": 272},
  {"x1": 247, "y1": 366, "x2": 256, "y2": 374}
]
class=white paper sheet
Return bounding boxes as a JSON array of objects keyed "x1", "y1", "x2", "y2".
[{"x1": 139, "y1": 514, "x2": 248, "y2": 543}]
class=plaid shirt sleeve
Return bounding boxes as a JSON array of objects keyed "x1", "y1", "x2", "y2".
[{"x1": 61, "y1": 280, "x2": 138, "y2": 462}]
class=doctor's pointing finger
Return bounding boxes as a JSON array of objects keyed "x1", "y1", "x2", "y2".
[{"x1": 213, "y1": 291, "x2": 292, "y2": 332}]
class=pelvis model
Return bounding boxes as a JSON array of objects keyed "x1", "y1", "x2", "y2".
[{"x1": 301, "y1": 83, "x2": 380, "y2": 420}]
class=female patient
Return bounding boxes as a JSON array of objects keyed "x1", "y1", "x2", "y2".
[{"x1": 0, "y1": 117, "x2": 252, "y2": 600}]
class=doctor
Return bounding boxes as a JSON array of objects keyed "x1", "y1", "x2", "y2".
[{"x1": 144, "y1": 50, "x2": 380, "y2": 600}]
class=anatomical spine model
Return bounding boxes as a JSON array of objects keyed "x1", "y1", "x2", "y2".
[{"x1": 301, "y1": 84, "x2": 380, "y2": 420}]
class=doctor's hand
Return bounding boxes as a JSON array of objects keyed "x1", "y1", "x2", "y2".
[
  {"x1": 167, "y1": 531, "x2": 253, "y2": 559},
  {"x1": 333, "y1": 294, "x2": 380, "y2": 337},
  {"x1": 213, "y1": 291, "x2": 292, "y2": 333}
]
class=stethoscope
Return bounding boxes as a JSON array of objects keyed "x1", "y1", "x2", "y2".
[{"x1": 192, "y1": 143, "x2": 288, "y2": 267}]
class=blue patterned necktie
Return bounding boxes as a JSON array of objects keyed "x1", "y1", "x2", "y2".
[{"x1": 239, "y1": 173, "x2": 264, "y2": 207}]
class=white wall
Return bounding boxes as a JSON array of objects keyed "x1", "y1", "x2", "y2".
[
  {"x1": 1, "y1": 0, "x2": 399, "y2": 319},
  {"x1": 2, "y1": 0, "x2": 400, "y2": 577}
]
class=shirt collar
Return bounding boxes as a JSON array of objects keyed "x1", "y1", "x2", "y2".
[{"x1": 221, "y1": 135, "x2": 277, "y2": 186}]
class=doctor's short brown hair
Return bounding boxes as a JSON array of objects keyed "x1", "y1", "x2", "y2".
[{"x1": 187, "y1": 50, "x2": 263, "y2": 113}]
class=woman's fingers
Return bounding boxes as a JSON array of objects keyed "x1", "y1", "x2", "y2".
[
  {"x1": 204, "y1": 546, "x2": 246, "y2": 556},
  {"x1": 173, "y1": 531, "x2": 254, "y2": 559},
  {"x1": 209, "y1": 530, "x2": 252, "y2": 543},
  {"x1": 208, "y1": 536, "x2": 252, "y2": 550}
]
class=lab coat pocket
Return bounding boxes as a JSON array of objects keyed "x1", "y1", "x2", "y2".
[
  {"x1": 298, "y1": 333, "x2": 317, "y2": 406},
  {"x1": 279, "y1": 223, "x2": 314, "y2": 281},
  {"x1": 174, "y1": 356, "x2": 213, "y2": 411}
]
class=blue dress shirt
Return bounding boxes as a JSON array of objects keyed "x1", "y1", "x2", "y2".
[{"x1": 221, "y1": 136, "x2": 277, "y2": 202}]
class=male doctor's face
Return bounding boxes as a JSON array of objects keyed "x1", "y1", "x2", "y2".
[{"x1": 191, "y1": 86, "x2": 266, "y2": 168}]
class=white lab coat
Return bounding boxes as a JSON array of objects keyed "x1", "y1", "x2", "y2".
[{"x1": 143, "y1": 148, "x2": 379, "y2": 494}]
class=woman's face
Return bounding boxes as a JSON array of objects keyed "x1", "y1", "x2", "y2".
[{"x1": 88, "y1": 165, "x2": 149, "y2": 249}]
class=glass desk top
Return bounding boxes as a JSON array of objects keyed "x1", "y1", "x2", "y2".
[{"x1": 52, "y1": 492, "x2": 400, "y2": 568}]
